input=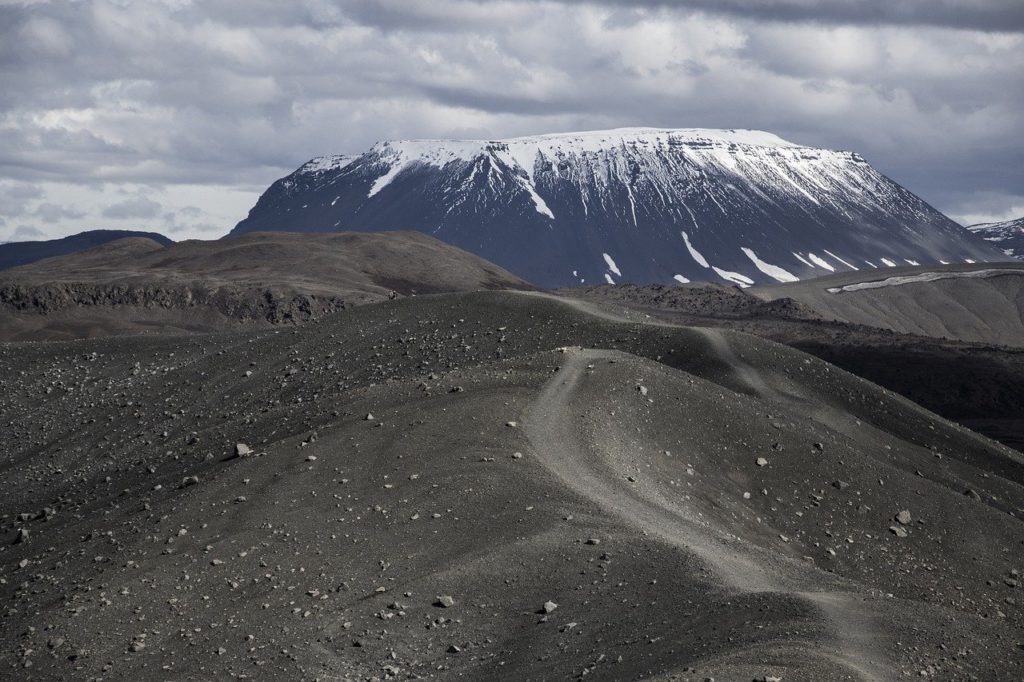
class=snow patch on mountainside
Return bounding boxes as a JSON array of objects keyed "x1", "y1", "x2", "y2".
[
  {"x1": 712, "y1": 267, "x2": 754, "y2": 287},
  {"x1": 602, "y1": 253, "x2": 622, "y2": 277},
  {"x1": 742, "y1": 247, "x2": 799, "y2": 283},
  {"x1": 807, "y1": 253, "x2": 835, "y2": 271},
  {"x1": 824, "y1": 250, "x2": 857, "y2": 270},
  {"x1": 299, "y1": 155, "x2": 358, "y2": 174},
  {"x1": 681, "y1": 231, "x2": 710, "y2": 268},
  {"x1": 827, "y1": 268, "x2": 1022, "y2": 293}
]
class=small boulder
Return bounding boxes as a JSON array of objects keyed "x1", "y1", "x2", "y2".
[
  {"x1": 435, "y1": 595, "x2": 455, "y2": 608},
  {"x1": 234, "y1": 443, "x2": 252, "y2": 457}
]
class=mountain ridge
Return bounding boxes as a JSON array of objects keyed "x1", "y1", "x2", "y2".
[{"x1": 0, "y1": 229, "x2": 173, "y2": 271}]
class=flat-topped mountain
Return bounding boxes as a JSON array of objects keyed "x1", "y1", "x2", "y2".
[{"x1": 231, "y1": 127, "x2": 1002, "y2": 287}]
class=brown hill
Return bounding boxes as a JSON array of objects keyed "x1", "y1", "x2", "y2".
[{"x1": 0, "y1": 231, "x2": 533, "y2": 340}]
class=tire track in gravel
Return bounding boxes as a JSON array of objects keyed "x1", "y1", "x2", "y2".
[{"x1": 524, "y1": 347, "x2": 890, "y2": 681}]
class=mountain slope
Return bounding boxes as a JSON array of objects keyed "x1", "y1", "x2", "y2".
[
  {"x1": 969, "y1": 216, "x2": 1024, "y2": 259},
  {"x1": 0, "y1": 231, "x2": 532, "y2": 340},
  {"x1": 0, "y1": 229, "x2": 173, "y2": 270},
  {"x1": 231, "y1": 128, "x2": 1002, "y2": 287},
  {"x1": 752, "y1": 262, "x2": 1024, "y2": 347}
]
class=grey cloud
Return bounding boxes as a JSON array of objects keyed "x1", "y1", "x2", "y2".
[
  {"x1": 0, "y1": 0, "x2": 1020, "y2": 238},
  {"x1": 0, "y1": 182, "x2": 45, "y2": 216},
  {"x1": 550, "y1": 0, "x2": 1024, "y2": 32},
  {"x1": 102, "y1": 195, "x2": 162, "y2": 219},
  {"x1": 34, "y1": 202, "x2": 86, "y2": 223},
  {"x1": 12, "y1": 224, "x2": 45, "y2": 239}
]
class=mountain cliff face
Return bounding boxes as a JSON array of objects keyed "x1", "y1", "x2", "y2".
[
  {"x1": 231, "y1": 128, "x2": 1001, "y2": 287},
  {"x1": 968, "y1": 217, "x2": 1024, "y2": 259}
]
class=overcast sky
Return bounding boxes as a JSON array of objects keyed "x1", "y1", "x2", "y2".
[{"x1": 1, "y1": 0, "x2": 1022, "y2": 242}]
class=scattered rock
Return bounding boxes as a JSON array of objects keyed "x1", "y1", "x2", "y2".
[
  {"x1": 895, "y1": 510, "x2": 912, "y2": 525},
  {"x1": 832, "y1": 480, "x2": 849, "y2": 491},
  {"x1": 889, "y1": 525, "x2": 908, "y2": 538}
]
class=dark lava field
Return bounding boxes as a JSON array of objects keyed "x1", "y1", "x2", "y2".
[{"x1": 2, "y1": 290, "x2": 1023, "y2": 681}]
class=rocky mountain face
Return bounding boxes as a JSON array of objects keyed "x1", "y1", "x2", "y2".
[
  {"x1": 231, "y1": 128, "x2": 1002, "y2": 287},
  {"x1": 969, "y1": 217, "x2": 1024, "y2": 259},
  {"x1": 0, "y1": 229, "x2": 173, "y2": 270}
]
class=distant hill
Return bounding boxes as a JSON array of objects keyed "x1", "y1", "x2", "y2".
[
  {"x1": 0, "y1": 230, "x2": 534, "y2": 340},
  {"x1": 0, "y1": 229, "x2": 174, "y2": 271},
  {"x1": 968, "y1": 217, "x2": 1024, "y2": 259}
]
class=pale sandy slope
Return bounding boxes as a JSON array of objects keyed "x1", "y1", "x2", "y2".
[{"x1": 753, "y1": 262, "x2": 1024, "y2": 346}]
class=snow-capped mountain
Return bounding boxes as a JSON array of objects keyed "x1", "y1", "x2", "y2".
[
  {"x1": 968, "y1": 217, "x2": 1024, "y2": 259},
  {"x1": 230, "y1": 128, "x2": 1002, "y2": 287}
]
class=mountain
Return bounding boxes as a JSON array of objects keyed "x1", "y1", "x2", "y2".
[
  {"x1": 968, "y1": 216, "x2": 1024, "y2": 259},
  {"x1": 0, "y1": 229, "x2": 173, "y2": 270},
  {"x1": 0, "y1": 231, "x2": 532, "y2": 340},
  {"x1": 231, "y1": 128, "x2": 1003, "y2": 287}
]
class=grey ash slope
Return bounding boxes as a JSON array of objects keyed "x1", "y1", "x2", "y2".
[
  {"x1": 0, "y1": 231, "x2": 531, "y2": 340},
  {"x1": 752, "y1": 262, "x2": 1024, "y2": 347},
  {"x1": 231, "y1": 128, "x2": 1001, "y2": 287},
  {"x1": 2, "y1": 291, "x2": 1023, "y2": 680},
  {"x1": 0, "y1": 229, "x2": 173, "y2": 271},
  {"x1": 969, "y1": 216, "x2": 1024, "y2": 259}
]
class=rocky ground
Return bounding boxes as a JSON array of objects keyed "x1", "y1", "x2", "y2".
[
  {"x1": 2, "y1": 290, "x2": 1022, "y2": 681},
  {"x1": 563, "y1": 283, "x2": 1024, "y2": 453}
]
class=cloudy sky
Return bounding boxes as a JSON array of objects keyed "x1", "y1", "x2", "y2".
[{"x1": 1, "y1": 0, "x2": 1022, "y2": 242}]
